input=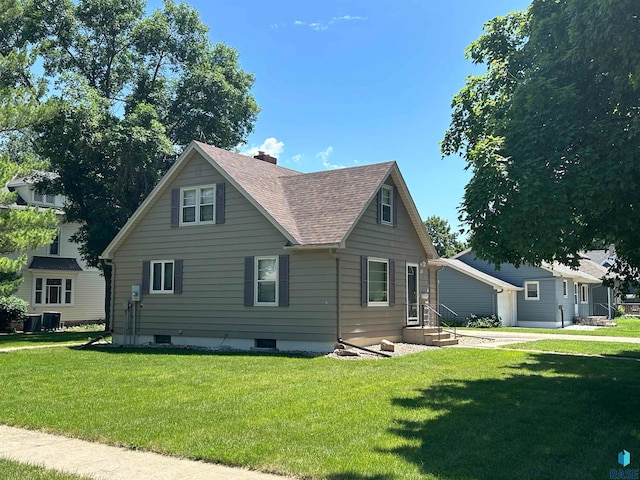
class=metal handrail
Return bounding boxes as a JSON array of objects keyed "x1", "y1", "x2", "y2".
[
  {"x1": 439, "y1": 303, "x2": 458, "y2": 338},
  {"x1": 421, "y1": 303, "x2": 443, "y2": 342},
  {"x1": 440, "y1": 303, "x2": 458, "y2": 317},
  {"x1": 594, "y1": 302, "x2": 613, "y2": 319}
]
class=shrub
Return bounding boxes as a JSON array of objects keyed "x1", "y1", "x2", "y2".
[
  {"x1": 0, "y1": 296, "x2": 29, "y2": 332},
  {"x1": 614, "y1": 305, "x2": 626, "y2": 318},
  {"x1": 466, "y1": 313, "x2": 502, "y2": 328}
]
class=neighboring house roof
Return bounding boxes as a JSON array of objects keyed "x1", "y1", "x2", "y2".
[
  {"x1": 453, "y1": 248, "x2": 602, "y2": 284},
  {"x1": 578, "y1": 257, "x2": 611, "y2": 281},
  {"x1": 582, "y1": 248, "x2": 616, "y2": 268},
  {"x1": 437, "y1": 258, "x2": 522, "y2": 291},
  {"x1": 28, "y1": 256, "x2": 83, "y2": 271},
  {"x1": 101, "y1": 141, "x2": 438, "y2": 259}
]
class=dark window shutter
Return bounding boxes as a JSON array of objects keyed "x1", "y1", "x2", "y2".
[
  {"x1": 244, "y1": 256, "x2": 254, "y2": 307},
  {"x1": 174, "y1": 259, "x2": 183, "y2": 294},
  {"x1": 278, "y1": 255, "x2": 289, "y2": 307},
  {"x1": 215, "y1": 183, "x2": 225, "y2": 224},
  {"x1": 389, "y1": 259, "x2": 395, "y2": 305},
  {"x1": 376, "y1": 190, "x2": 382, "y2": 224},
  {"x1": 142, "y1": 261, "x2": 150, "y2": 294},
  {"x1": 171, "y1": 188, "x2": 180, "y2": 227},
  {"x1": 361, "y1": 256, "x2": 368, "y2": 306},
  {"x1": 392, "y1": 186, "x2": 398, "y2": 227}
]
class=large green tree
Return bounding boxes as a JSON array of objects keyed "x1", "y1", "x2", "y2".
[
  {"x1": 7, "y1": 0, "x2": 260, "y2": 325},
  {"x1": 442, "y1": 0, "x2": 640, "y2": 289},
  {"x1": 423, "y1": 215, "x2": 467, "y2": 258},
  {"x1": 0, "y1": 0, "x2": 58, "y2": 296}
]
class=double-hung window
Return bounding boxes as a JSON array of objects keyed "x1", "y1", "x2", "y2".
[
  {"x1": 368, "y1": 258, "x2": 389, "y2": 306},
  {"x1": 380, "y1": 185, "x2": 393, "y2": 224},
  {"x1": 524, "y1": 281, "x2": 539, "y2": 300},
  {"x1": 255, "y1": 256, "x2": 278, "y2": 306},
  {"x1": 150, "y1": 260, "x2": 174, "y2": 294},
  {"x1": 180, "y1": 185, "x2": 215, "y2": 225},
  {"x1": 562, "y1": 279, "x2": 568, "y2": 298},
  {"x1": 34, "y1": 277, "x2": 73, "y2": 305}
]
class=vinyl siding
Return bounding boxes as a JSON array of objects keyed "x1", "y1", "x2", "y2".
[
  {"x1": 517, "y1": 278, "x2": 559, "y2": 323},
  {"x1": 112, "y1": 153, "x2": 337, "y2": 344},
  {"x1": 15, "y1": 222, "x2": 105, "y2": 322},
  {"x1": 339, "y1": 179, "x2": 431, "y2": 345},
  {"x1": 457, "y1": 251, "x2": 554, "y2": 285},
  {"x1": 438, "y1": 267, "x2": 496, "y2": 322}
]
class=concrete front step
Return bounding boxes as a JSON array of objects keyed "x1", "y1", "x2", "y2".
[{"x1": 402, "y1": 327, "x2": 459, "y2": 346}]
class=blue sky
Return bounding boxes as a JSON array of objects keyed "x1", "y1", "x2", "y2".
[{"x1": 151, "y1": 0, "x2": 531, "y2": 232}]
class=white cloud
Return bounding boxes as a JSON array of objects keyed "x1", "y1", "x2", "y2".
[
  {"x1": 317, "y1": 146, "x2": 348, "y2": 169},
  {"x1": 291, "y1": 154, "x2": 303, "y2": 164},
  {"x1": 293, "y1": 14, "x2": 367, "y2": 31},
  {"x1": 240, "y1": 137, "x2": 285, "y2": 158}
]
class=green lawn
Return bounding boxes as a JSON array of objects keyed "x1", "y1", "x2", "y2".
[
  {"x1": 0, "y1": 458, "x2": 90, "y2": 480},
  {"x1": 503, "y1": 339, "x2": 640, "y2": 358},
  {"x1": 460, "y1": 316, "x2": 640, "y2": 337},
  {"x1": 0, "y1": 326, "x2": 108, "y2": 348},
  {"x1": 0, "y1": 347, "x2": 638, "y2": 479}
]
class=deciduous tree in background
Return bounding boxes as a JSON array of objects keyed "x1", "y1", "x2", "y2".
[
  {"x1": 3, "y1": 0, "x2": 260, "y2": 325},
  {"x1": 442, "y1": 0, "x2": 640, "y2": 290},
  {"x1": 423, "y1": 215, "x2": 467, "y2": 258},
  {"x1": 0, "y1": 1, "x2": 58, "y2": 297}
]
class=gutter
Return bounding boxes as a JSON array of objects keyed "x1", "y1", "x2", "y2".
[
  {"x1": 330, "y1": 249, "x2": 342, "y2": 341},
  {"x1": 284, "y1": 243, "x2": 343, "y2": 251}
]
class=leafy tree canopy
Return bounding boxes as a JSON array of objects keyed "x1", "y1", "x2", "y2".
[
  {"x1": 2, "y1": 0, "x2": 260, "y2": 322},
  {"x1": 423, "y1": 215, "x2": 467, "y2": 258},
  {"x1": 442, "y1": 0, "x2": 640, "y2": 289},
  {"x1": 0, "y1": 4, "x2": 58, "y2": 296}
]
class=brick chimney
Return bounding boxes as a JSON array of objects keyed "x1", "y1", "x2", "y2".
[{"x1": 254, "y1": 151, "x2": 277, "y2": 165}]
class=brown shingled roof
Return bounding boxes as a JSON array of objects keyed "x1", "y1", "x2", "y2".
[
  {"x1": 102, "y1": 141, "x2": 437, "y2": 259},
  {"x1": 196, "y1": 142, "x2": 396, "y2": 247}
]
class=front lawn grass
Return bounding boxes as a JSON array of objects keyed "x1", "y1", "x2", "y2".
[
  {"x1": 0, "y1": 326, "x2": 108, "y2": 348},
  {"x1": 0, "y1": 347, "x2": 638, "y2": 480},
  {"x1": 0, "y1": 458, "x2": 90, "y2": 480},
  {"x1": 460, "y1": 316, "x2": 640, "y2": 337},
  {"x1": 503, "y1": 339, "x2": 640, "y2": 358}
]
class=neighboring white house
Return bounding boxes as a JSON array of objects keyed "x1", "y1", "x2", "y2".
[{"x1": 5, "y1": 176, "x2": 105, "y2": 323}]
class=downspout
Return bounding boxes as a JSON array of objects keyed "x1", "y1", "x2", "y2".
[
  {"x1": 102, "y1": 258, "x2": 116, "y2": 335},
  {"x1": 330, "y1": 249, "x2": 342, "y2": 342}
]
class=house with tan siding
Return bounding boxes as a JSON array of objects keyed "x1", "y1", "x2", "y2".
[{"x1": 101, "y1": 141, "x2": 441, "y2": 352}]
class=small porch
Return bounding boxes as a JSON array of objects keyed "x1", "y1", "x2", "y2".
[{"x1": 402, "y1": 303, "x2": 459, "y2": 346}]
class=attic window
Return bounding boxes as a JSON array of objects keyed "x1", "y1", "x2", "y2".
[
  {"x1": 380, "y1": 185, "x2": 393, "y2": 224},
  {"x1": 180, "y1": 185, "x2": 215, "y2": 225},
  {"x1": 33, "y1": 192, "x2": 56, "y2": 205}
]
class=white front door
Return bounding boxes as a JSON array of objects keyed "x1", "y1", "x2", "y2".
[{"x1": 406, "y1": 263, "x2": 419, "y2": 326}]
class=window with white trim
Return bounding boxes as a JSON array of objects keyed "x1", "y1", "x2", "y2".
[
  {"x1": 150, "y1": 260, "x2": 174, "y2": 294},
  {"x1": 562, "y1": 279, "x2": 568, "y2": 298},
  {"x1": 524, "y1": 281, "x2": 539, "y2": 300},
  {"x1": 580, "y1": 284, "x2": 589, "y2": 304},
  {"x1": 380, "y1": 185, "x2": 393, "y2": 224},
  {"x1": 180, "y1": 185, "x2": 215, "y2": 225},
  {"x1": 255, "y1": 256, "x2": 278, "y2": 305},
  {"x1": 368, "y1": 258, "x2": 389, "y2": 306},
  {"x1": 34, "y1": 277, "x2": 73, "y2": 305}
]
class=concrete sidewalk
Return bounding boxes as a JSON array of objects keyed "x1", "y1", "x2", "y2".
[
  {"x1": 0, "y1": 425, "x2": 291, "y2": 480},
  {"x1": 455, "y1": 329, "x2": 640, "y2": 347}
]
